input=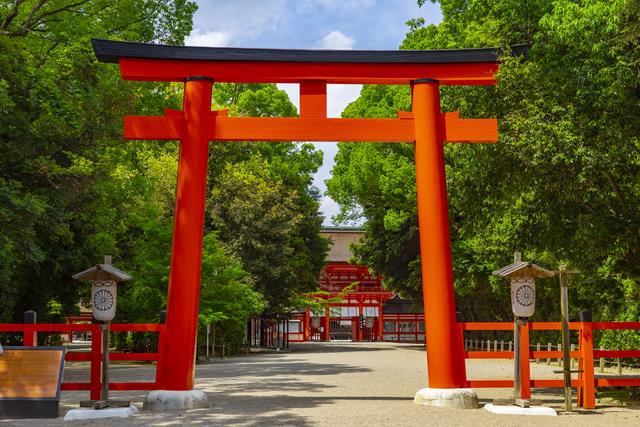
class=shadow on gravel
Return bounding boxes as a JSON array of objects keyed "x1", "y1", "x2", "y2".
[
  {"x1": 199, "y1": 393, "x2": 415, "y2": 426},
  {"x1": 287, "y1": 342, "x2": 425, "y2": 353},
  {"x1": 197, "y1": 358, "x2": 372, "y2": 379}
]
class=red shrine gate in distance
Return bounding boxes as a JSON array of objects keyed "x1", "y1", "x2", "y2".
[
  {"x1": 302, "y1": 227, "x2": 395, "y2": 342},
  {"x1": 92, "y1": 39, "x2": 511, "y2": 392},
  {"x1": 284, "y1": 227, "x2": 423, "y2": 344}
]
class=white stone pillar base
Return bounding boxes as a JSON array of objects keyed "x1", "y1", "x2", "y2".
[
  {"x1": 483, "y1": 403, "x2": 557, "y2": 416},
  {"x1": 64, "y1": 406, "x2": 138, "y2": 420},
  {"x1": 143, "y1": 390, "x2": 209, "y2": 412},
  {"x1": 414, "y1": 388, "x2": 479, "y2": 409}
]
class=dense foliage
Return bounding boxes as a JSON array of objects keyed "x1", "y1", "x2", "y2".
[
  {"x1": 0, "y1": 0, "x2": 197, "y2": 324},
  {"x1": 0, "y1": 1, "x2": 327, "y2": 352},
  {"x1": 328, "y1": 0, "x2": 640, "y2": 345}
]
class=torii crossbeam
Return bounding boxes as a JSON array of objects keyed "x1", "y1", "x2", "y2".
[{"x1": 92, "y1": 39, "x2": 515, "y2": 395}]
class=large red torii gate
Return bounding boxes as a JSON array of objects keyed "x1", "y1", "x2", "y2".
[{"x1": 92, "y1": 39, "x2": 513, "y2": 394}]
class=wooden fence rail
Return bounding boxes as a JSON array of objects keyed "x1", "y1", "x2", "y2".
[
  {"x1": 459, "y1": 321, "x2": 640, "y2": 409},
  {"x1": 0, "y1": 322, "x2": 163, "y2": 400}
]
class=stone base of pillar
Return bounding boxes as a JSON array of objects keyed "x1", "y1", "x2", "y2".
[
  {"x1": 483, "y1": 403, "x2": 557, "y2": 416},
  {"x1": 414, "y1": 388, "x2": 479, "y2": 409},
  {"x1": 143, "y1": 390, "x2": 209, "y2": 412},
  {"x1": 64, "y1": 406, "x2": 138, "y2": 420}
]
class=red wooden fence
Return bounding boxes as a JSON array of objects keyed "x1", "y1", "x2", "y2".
[
  {"x1": 0, "y1": 323, "x2": 163, "y2": 400},
  {"x1": 460, "y1": 321, "x2": 640, "y2": 409},
  {"x1": 3, "y1": 320, "x2": 639, "y2": 407}
]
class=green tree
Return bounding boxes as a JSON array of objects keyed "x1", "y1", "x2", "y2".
[
  {"x1": 206, "y1": 83, "x2": 329, "y2": 312},
  {"x1": 328, "y1": 0, "x2": 640, "y2": 328},
  {"x1": 0, "y1": 0, "x2": 196, "y2": 322}
]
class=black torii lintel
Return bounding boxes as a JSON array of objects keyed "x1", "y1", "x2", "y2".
[{"x1": 92, "y1": 38, "x2": 528, "y2": 65}]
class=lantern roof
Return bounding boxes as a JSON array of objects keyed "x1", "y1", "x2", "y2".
[
  {"x1": 492, "y1": 261, "x2": 554, "y2": 279},
  {"x1": 72, "y1": 256, "x2": 132, "y2": 283}
]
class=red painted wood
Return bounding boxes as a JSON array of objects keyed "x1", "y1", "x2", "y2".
[
  {"x1": 300, "y1": 81, "x2": 327, "y2": 118},
  {"x1": 529, "y1": 321, "x2": 582, "y2": 330},
  {"x1": 592, "y1": 322, "x2": 640, "y2": 330},
  {"x1": 119, "y1": 58, "x2": 499, "y2": 85},
  {"x1": 594, "y1": 349, "x2": 640, "y2": 358},
  {"x1": 532, "y1": 379, "x2": 581, "y2": 388},
  {"x1": 61, "y1": 383, "x2": 91, "y2": 391},
  {"x1": 413, "y1": 80, "x2": 467, "y2": 388},
  {"x1": 519, "y1": 322, "x2": 531, "y2": 399},
  {"x1": 124, "y1": 114, "x2": 497, "y2": 144},
  {"x1": 458, "y1": 322, "x2": 514, "y2": 331},
  {"x1": 109, "y1": 382, "x2": 158, "y2": 390},
  {"x1": 160, "y1": 78, "x2": 213, "y2": 391},
  {"x1": 65, "y1": 352, "x2": 92, "y2": 362},
  {"x1": 465, "y1": 351, "x2": 514, "y2": 359},
  {"x1": 90, "y1": 326, "x2": 102, "y2": 400},
  {"x1": 578, "y1": 322, "x2": 596, "y2": 409},
  {"x1": 442, "y1": 112, "x2": 497, "y2": 142},
  {"x1": 596, "y1": 378, "x2": 640, "y2": 387}
]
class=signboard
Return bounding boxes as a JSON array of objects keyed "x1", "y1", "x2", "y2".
[{"x1": 0, "y1": 347, "x2": 66, "y2": 418}]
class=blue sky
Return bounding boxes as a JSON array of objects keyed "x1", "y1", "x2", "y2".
[{"x1": 188, "y1": 0, "x2": 443, "y2": 225}]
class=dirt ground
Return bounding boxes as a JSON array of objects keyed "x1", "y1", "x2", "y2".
[{"x1": 2, "y1": 341, "x2": 640, "y2": 426}]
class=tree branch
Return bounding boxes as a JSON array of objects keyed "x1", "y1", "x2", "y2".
[
  {"x1": 0, "y1": 0, "x2": 25, "y2": 32},
  {"x1": 18, "y1": 0, "x2": 48, "y2": 34},
  {"x1": 31, "y1": 0, "x2": 91, "y2": 21},
  {"x1": 603, "y1": 170, "x2": 629, "y2": 212}
]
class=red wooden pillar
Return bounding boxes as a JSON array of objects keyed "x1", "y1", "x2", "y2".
[
  {"x1": 300, "y1": 81, "x2": 327, "y2": 118},
  {"x1": 358, "y1": 302, "x2": 364, "y2": 341},
  {"x1": 90, "y1": 324, "x2": 103, "y2": 400},
  {"x1": 304, "y1": 307, "x2": 311, "y2": 341},
  {"x1": 323, "y1": 307, "x2": 331, "y2": 341},
  {"x1": 412, "y1": 79, "x2": 467, "y2": 389},
  {"x1": 378, "y1": 303, "x2": 384, "y2": 341},
  {"x1": 578, "y1": 321, "x2": 596, "y2": 408},
  {"x1": 519, "y1": 321, "x2": 531, "y2": 399},
  {"x1": 158, "y1": 77, "x2": 213, "y2": 390}
]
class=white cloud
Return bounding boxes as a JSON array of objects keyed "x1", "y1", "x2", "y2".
[
  {"x1": 192, "y1": 0, "x2": 289, "y2": 44},
  {"x1": 327, "y1": 84, "x2": 361, "y2": 118},
  {"x1": 319, "y1": 30, "x2": 355, "y2": 49},
  {"x1": 319, "y1": 194, "x2": 342, "y2": 225},
  {"x1": 185, "y1": 30, "x2": 232, "y2": 47},
  {"x1": 276, "y1": 83, "x2": 300, "y2": 113}
]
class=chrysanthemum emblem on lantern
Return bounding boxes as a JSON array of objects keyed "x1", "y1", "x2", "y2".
[
  {"x1": 510, "y1": 274, "x2": 536, "y2": 317},
  {"x1": 92, "y1": 281, "x2": 117, "y2": 320}
]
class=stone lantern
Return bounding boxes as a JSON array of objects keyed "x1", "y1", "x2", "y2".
[
  {"x1": 493, "y1": 252, "x2": 554, "y2": 319},
  {"x1": 73, "y1": 255, "x2": 132, "y2": 322},
  {"x1": 71, "y1": 255, "x2": 132, "y2": 412},
  {"x1": 492, "y1": 252, "x2": 554, "y2": 407}
]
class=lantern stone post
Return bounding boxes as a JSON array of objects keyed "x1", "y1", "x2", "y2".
[
  {"x1": 67, "y1": 256, "x2": 136, "y2": 420},
  {"x1": 492, "y1": 252, "x2": 554, "y2": 409}
]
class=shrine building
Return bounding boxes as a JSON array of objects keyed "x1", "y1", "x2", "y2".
[{"x1": 284, "y1": 227, "x2": 424, "y2": 343}]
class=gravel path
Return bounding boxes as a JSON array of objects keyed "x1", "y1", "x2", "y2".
[{"x1": 3, "y1": 341, "x2": 640, "y2": 426}]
